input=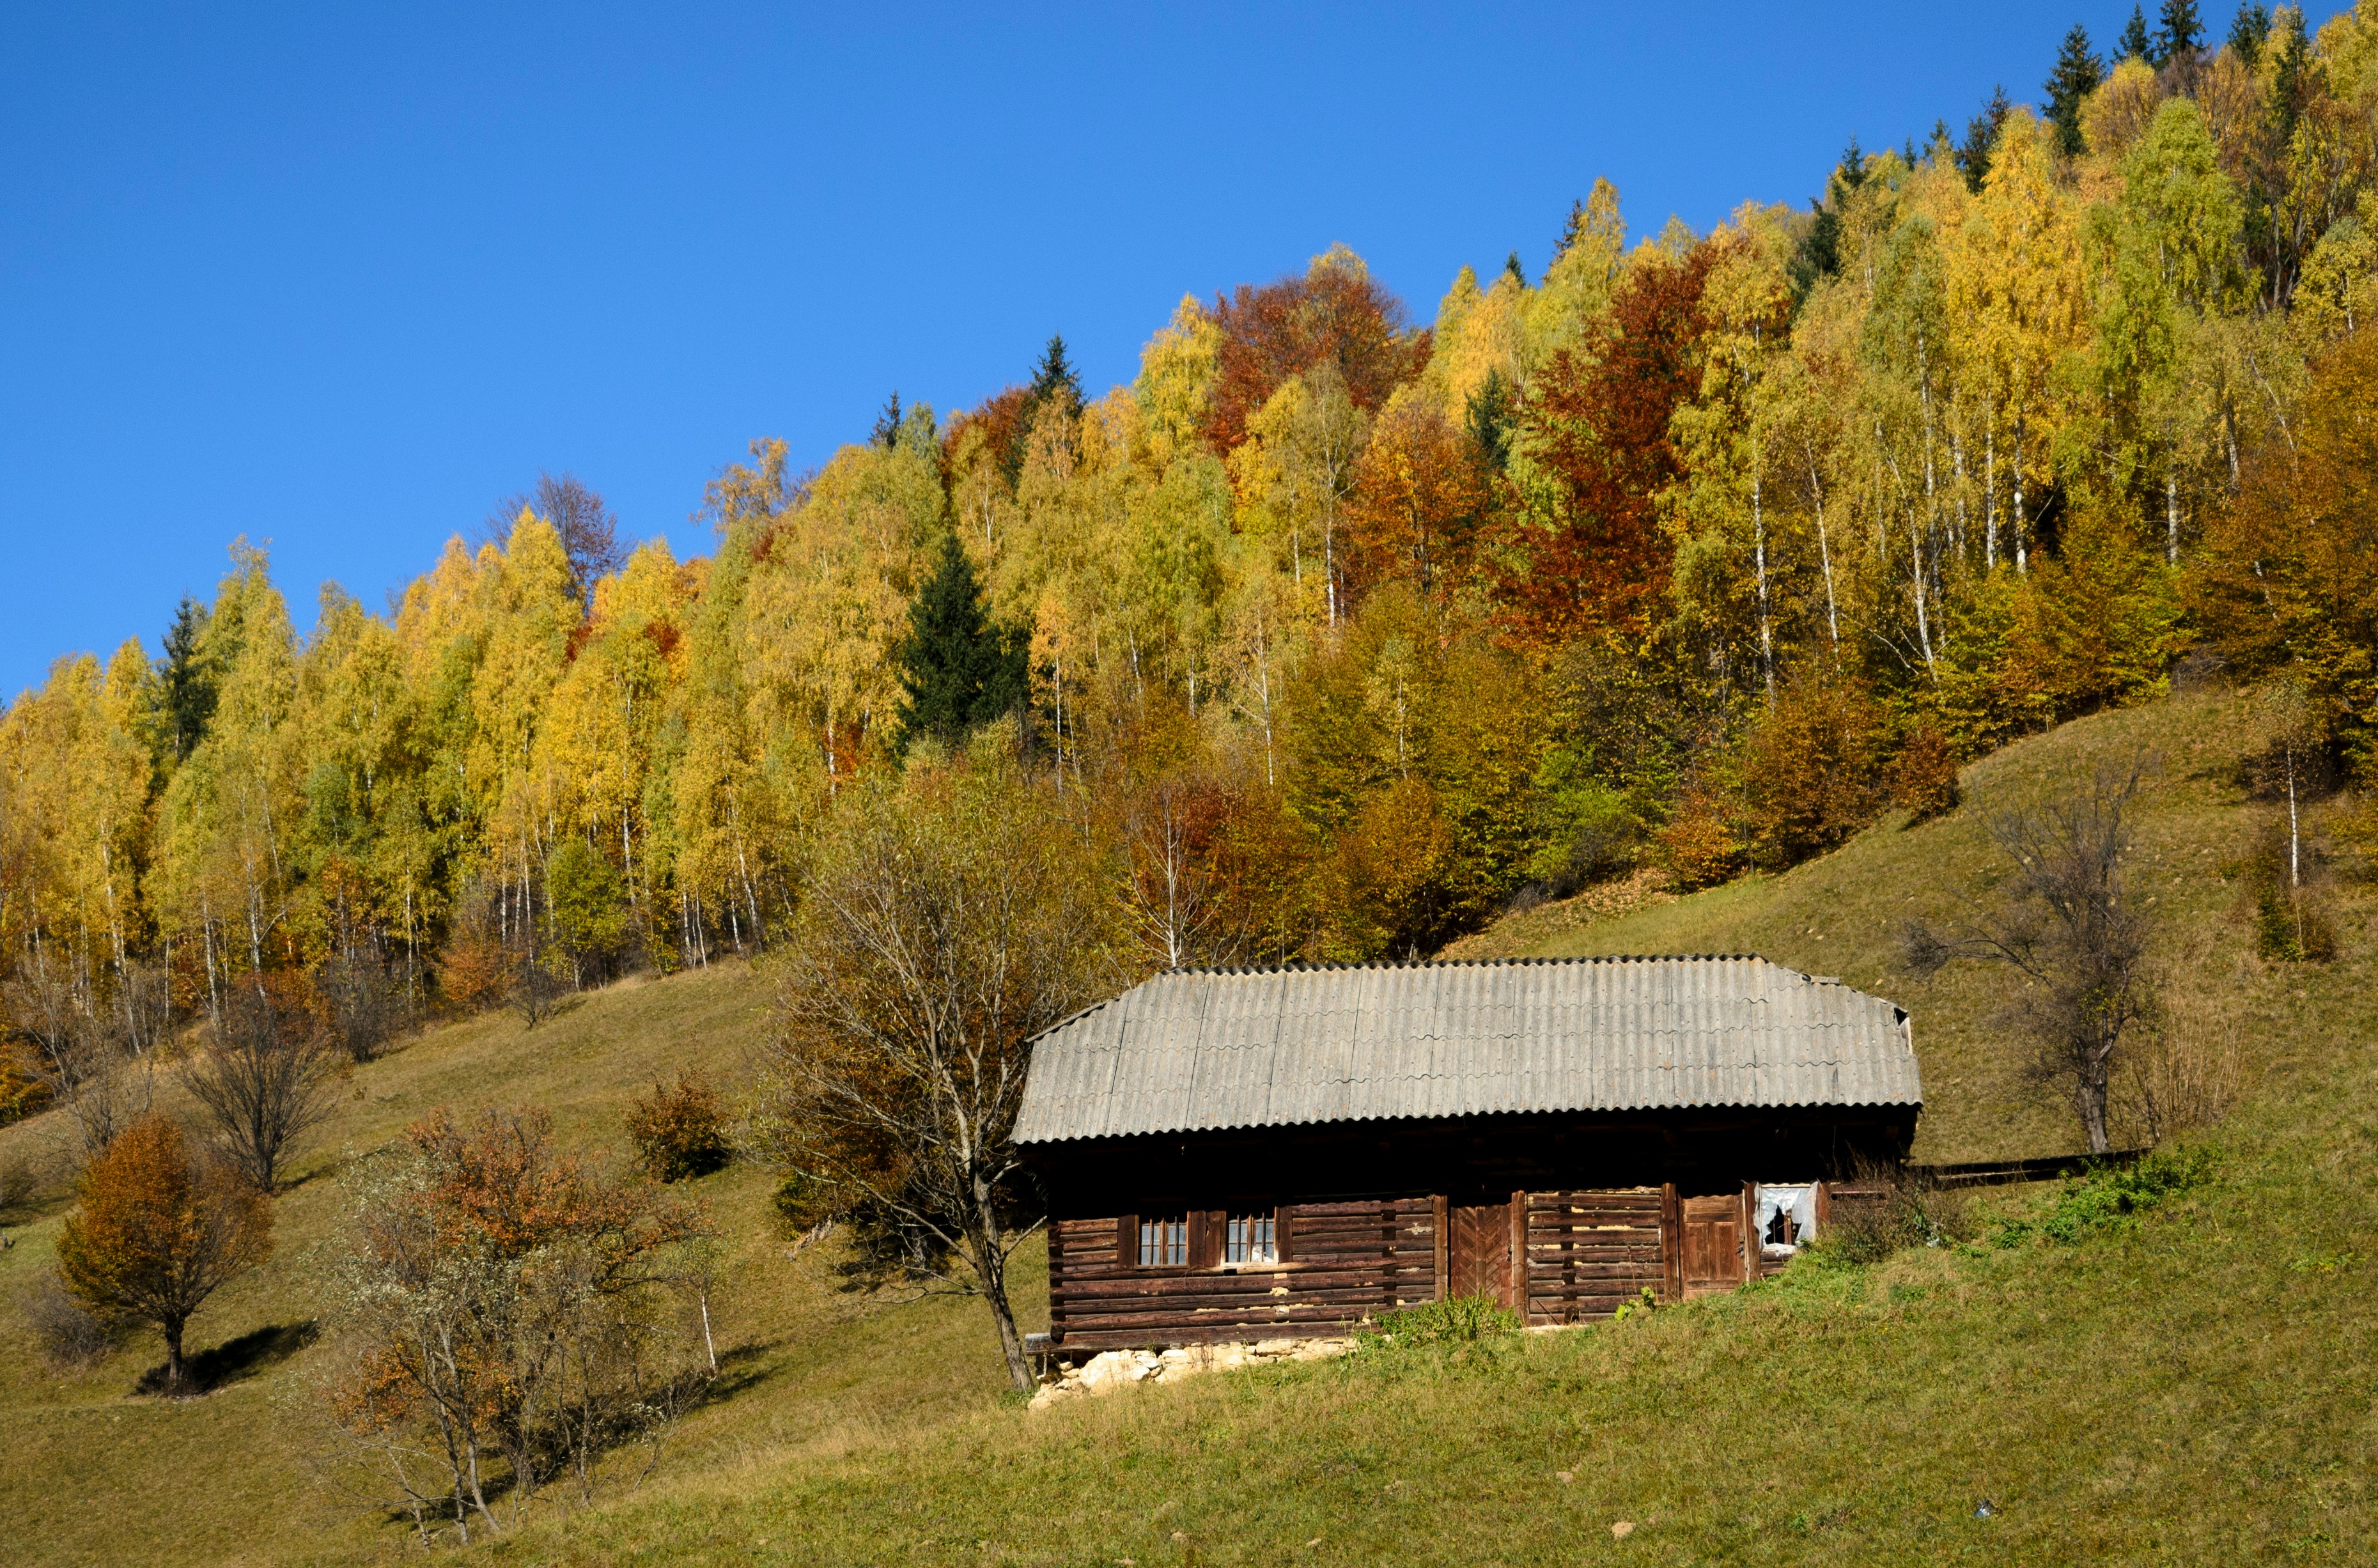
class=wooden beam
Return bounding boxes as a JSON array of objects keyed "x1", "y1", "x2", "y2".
[
  {"x1": 1433, "y1": 1193, "x2": 1449, "y2": 1302},
  {"x1": 1661, "y1": 1182, "x2": 1682, "y2": 1303}
]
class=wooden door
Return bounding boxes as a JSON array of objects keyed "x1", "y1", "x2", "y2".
[
  {"x1": 1679, "y1": 1195, "x2": 1745, "y2": 1298},
  {"x1": 1448, "y1": 1200, "x2": 1512, "y2": 1306}
]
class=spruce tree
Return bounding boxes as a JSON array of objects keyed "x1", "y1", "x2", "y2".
[
  {"x1": 2228, "y1": 2, "x2": 2272, "y2": 65},
  {"x1": 2120, "y1": 3, "x2": 2154, "y2": 62},
  {"x1": 892, "y1": 533, "x2": 1030, "y2": 751},
  {"x1": 159, "y1": 594, "x2": 215, "y2": 763},
  {"x1": 1502, "y1": 251, "x2": 1527, "y2": 286},
  {"x1": 2157, "y1": 0, "x2": 2204, "y2": 65},
  {"x1": 1464, "y1": 369, "x2": 1517, "y2": 472},
  {"x1": 871, "y1": 391, "x2": 903, "y2": 449},
  {"x1": 1553, "y1": 197, "x2": 1587, "y2": 261},
  {"x1": 2271, "y1": 7, "x2": 2310, "y2": 137},
  {"x1": 1955, "y1": 87, "x2": 2012, "y2": 192},
  {"x1": 1023, "y1": 334, "x2": 1084, "y2": 430},
  {"x1": 2044, "y1": 26, "x2": 2105, "y2": 158}
]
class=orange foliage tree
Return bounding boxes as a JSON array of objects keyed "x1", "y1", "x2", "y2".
[
  {"x1": 1345, "y1": 394, "x2": 1491, "y2": 609},
  {"x1": 55, "y1": 1115, "x2": 272, "y2": 1394},
  {"x1": 1497, "y1": 242, "x2": 1716, "y2": 646},
  {"x1": 1204, "y1": 249, "x2": 1430, "y2": 452},
  {"x1": 2193, "y1": 330, "x2": 2378, "y2": 770}
]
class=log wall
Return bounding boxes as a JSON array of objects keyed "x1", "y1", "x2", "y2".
[
  {"x1": 1051, "y1": 1188, "x2": 1726, "y2": 1349},
  {"x1": 1521, "y1": 1188, "x2": 1668, "y2": 1326},
  {"x1": 1048, "y1": 1198, "x2": 1437, "y2": 1351}
]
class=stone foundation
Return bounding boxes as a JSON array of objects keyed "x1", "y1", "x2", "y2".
[{"x1": 1027, "y1": 1336, "x2": 1351, "y2": 1411}]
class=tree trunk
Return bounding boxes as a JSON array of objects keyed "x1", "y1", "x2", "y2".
[
  {"x1": 970, "y1": 1180, "x2": 1034, "y2": 1392},
  {"x1": 164, "y1": 1317, "x2": 186, "y2": 1396},
  {"x1": 2078, "y1": 1068, "x2": 2112, "y2": 1156}
]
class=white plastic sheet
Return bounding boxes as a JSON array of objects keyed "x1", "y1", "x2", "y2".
[{"x1": 1755, "y1": 1183, "x2": 1820, "y2": 1255}]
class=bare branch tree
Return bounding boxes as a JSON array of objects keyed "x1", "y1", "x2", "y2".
[
  {"x1": 481, "y1": 472, "x2": 629, "y2": 608},
  {"x1": 4, "y1": 973, "x2": 156, "y2": 1165},
  {"x1": 760, "y1": 739, "x2": 1115, "y2": 1390},
  {"x1": 183, "y1": 980, "x2": 337, "y2": 1192},
  {"x1": 1118, "y1": 772, "x2": 1245, "y2": 970},
  {"x1": 1902, "y1": 758, "x2": 2157, "y2": 1154}
]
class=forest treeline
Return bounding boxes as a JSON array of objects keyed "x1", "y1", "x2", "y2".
[{"x1": 6, "y1": 1, "x2": 2378, "y2": 1101}]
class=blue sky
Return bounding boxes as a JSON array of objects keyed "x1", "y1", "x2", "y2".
[{"x1": 0, "y1": 3, "x2": 2338, "y2": 696}]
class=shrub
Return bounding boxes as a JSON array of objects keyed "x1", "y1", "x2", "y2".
[
  {"x1": 1659, "y1": 787, "x2": 1743, "y2": 890},
  {"x1": 1740, "y1": 676, "x2": 1886, "y2": 866},
  {"x1": 315, "y1": 952, "x2": 407, "y2": 1062},
  {"x1": 1991, "y1": 1147, "x2": 2213, "y2": 1247},
  {"x1": 627, "y1": 1073, "x2": 733, "y2": 1183},
  {"x1": 1892, "y1": 725, "x2": 1962, "y2": 822},
  {"x1": 0, "y1": 1155, "x2": 36, "y2": 1218},
  {"x1": 184, "y1": 977, "x2": 338, "y2": 1193},
  {"x1": 1358, "y1": 1293, "x2": 1521, "y2": 1349},
  {"x1": 437, "y1": 934, "x2": 513, "y2": 1013},
  {"x1": 1816, "y1": 1158, "x2": 1971, "y2": 1264},
  {"x1": 26, "y1": 1276, "x2": 116, "y2": 1370},
  {"x1": 2241, "y1": 819, "x2": 2338, "y2": 962}
]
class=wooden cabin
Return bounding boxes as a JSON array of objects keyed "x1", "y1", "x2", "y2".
[{"x1": 1013, "y1": 955, "x2": 1922, "y2": 1355}]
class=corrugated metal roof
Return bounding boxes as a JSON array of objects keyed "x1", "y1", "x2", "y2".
[{"x1": 1012, "y1": 955, "x2": 1920, "y2": 1144}]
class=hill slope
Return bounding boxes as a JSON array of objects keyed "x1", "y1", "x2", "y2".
[{"x1": 4, "y1": 682, "x2": 2375, "y2": 1565}]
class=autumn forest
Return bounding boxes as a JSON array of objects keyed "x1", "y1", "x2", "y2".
[{"x1": 6, "y1": 1, "x2": 2378, "y2": 1104}]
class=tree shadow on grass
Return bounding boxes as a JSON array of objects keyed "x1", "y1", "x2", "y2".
[{"x1": 134, "y1": 1320, "x2": 320, "y2": 1397}]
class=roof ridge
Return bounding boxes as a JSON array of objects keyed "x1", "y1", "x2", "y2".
[{"x1": 1160, "y1": 952, "x2": 1773, "y2": 977}]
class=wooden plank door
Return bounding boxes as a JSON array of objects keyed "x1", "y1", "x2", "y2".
[
  {"x1": 1448, "y1": 1200, "x2": 1512, "y2": 1307},
  {"x1": 1679, "y1": 1195, "x2": 1745, "y2": 1298}
]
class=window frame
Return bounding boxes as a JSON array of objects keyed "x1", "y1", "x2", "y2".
[{"x1": 1117, "y1": 1206, "x2": 1296, "y2": 1273}]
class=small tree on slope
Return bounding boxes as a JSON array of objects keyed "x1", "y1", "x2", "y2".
[
  {"x1": 56, "y1": 1115, "x2": 272, "y2": 1394},
  {"x1": 759, "y1": 741, "x2": 1110, "y2": 1390},
  {"x1": 1903, "y1": 759, "x2": 2159, "y2": 1154}
]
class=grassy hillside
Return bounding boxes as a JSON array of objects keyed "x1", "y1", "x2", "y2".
[
  {"x1": 0, "y1": 964, "x2": 1045, "y2": 1568},
  {"x1": 6, "y1": 681, "x2": 2375, "y2": 1565}
]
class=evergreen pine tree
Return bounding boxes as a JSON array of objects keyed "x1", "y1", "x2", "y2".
[
  {"x1": 871, "y1": 391, "x2": 903, "y2": 449},
  {"x1": 159, "y1": 594, "x2": 215, "y2": 763},
  {"x1": 1023, "y1": 334, "x2": 1084, "y2": 430},
  {"x1": 2120, "y1": 3, "x2": 2154, "y2": 61},
  {"x1": 1554, "y1": 197, "x2": 1587, "y2": 261},
  {"x1": 2044, "y1": 26, "x2": 2106, "y2": 157},
  {"x1": 1502, "y1": 251, "x2": 1527, "y2": 286},
  {"x1": 891, "y1": 533, "x2": 1030, "y2": 751},
  {"x1": 1463, "y1": 369, "x2": 1517, "y2": 472},
  {"x1": 2228, "y1": 2, "x2": 2273, "y2": 65},
  {"x1": 2270, "y1": 6, "x2": 2310, "y2": 137},
  {"x1": 2157, "y1": 0, "x2": 2204, "y2": 65},
  {"x1": 1955, "y1": 86, "x2": 2012, "y2": 192}
]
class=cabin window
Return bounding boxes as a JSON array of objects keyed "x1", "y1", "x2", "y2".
[
  {"x1": 1225, "y1": 1214, "x2": 1277, "y2": 1264},
  {"x1": 1138, "y1": 1216, "x2": 1188, "y2": 1268},
  {"x1": 1754, "y1": 1184, "x2": 1818, "y2": 1257}
]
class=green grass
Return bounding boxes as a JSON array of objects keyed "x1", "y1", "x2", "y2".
[{"x1": 6, "y1": 682, "x2": 2376, "y2": 1564}]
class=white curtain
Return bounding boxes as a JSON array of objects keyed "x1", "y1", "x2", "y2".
[{"x1": 1754, "y1": 1184, "x2": 1819, "y2": 1254}]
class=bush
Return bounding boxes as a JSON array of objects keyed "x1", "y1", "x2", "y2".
[
  {"x1": 1358, "y1": 1293, "x2": 1521, "y2": 1349},
  {"x1": 1991, "y1": 1147, "x2": 2213, "y2": 1247},
  {"x1": 627, "y1": 1073, "x2": 733, "y2": 1183},
  {"x1": 315, "y1": 952, "x2": 407, "y2": 1062},
  {"x1": 1816, "y1": 1159, "x2": 1971, "y2": 1264},
  {"x1": 437, "y1": 934, "x2": 512, "y2": 1013},
  {"x1": 1740, "y1": 676, "x2": 1886, "y2": 866},
  {"x1": 0, "y1": 1155, "x2": 36, "y2": 1218},
  {"x1": 1659, "y1": 787, "x2": 1743, "y2": 891},
  {"x1": 1892, "y1": 725, "x2": 1962, "y2": 822},
  {"x1": 2241, "y1": 819, "x2": 2338, "y2": 962},
  {"x1": 26, "y1": 1276, "x2": 116, "y2": 1371}
]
